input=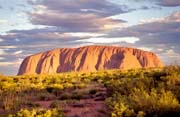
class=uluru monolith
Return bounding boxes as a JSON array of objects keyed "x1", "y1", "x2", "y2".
[{"x1": 18, "y1": 45, "x2": 164, "y2": 75}]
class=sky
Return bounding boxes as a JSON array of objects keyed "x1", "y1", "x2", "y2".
[{"x1": 0, "y1": 0, "x2": 180, "y2": 75}]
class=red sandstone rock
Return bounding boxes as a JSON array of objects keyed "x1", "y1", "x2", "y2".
[{"x1": 18, "y1": 45, "x2": 164, "y2": 75}]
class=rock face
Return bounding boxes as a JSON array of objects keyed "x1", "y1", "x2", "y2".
[{"x1": 18, "y1": 45, "x2": 164, "y2": 75}]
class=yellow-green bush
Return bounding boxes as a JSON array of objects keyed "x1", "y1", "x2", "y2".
[
  {"x1": 105, "y1": 66, "x2": 180, "y2": 116},
  {"x1": 0, "y1": 66, "x2": 180, "y2": 116},
  {"x1": 8, "y1": 108, "x2": 64, "y2": 117}
]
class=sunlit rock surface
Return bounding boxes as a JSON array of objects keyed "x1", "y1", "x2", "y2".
[{"x1": 18, "y1": 45, "x2": 164, "y2": 75}]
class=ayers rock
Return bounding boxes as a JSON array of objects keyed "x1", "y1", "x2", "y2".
[{"x1": 18, "y1": 45, "x2": 164, "y2": 75}]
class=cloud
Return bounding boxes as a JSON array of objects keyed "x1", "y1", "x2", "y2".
[
  {"x1": 133, "y1": 11, "x2": 180, "y2": 45},
  {"x1": 139, "y1": 11, "x2": 180, "y2": 24},
  {"x1": 0, "y1": 62, "x2": 18, "y2": 66},
  {"x1": 137, "y1": 47, "x2": 153, "y2": 51},
  {"x1": 2, "y1": 27, "x2": 104, "y2": 41},
  {"x1": 27, "y1": 0, "x2": 131, "y2": 32},
  {"x1": 139, "y1": 6, "x2": 162, "y2": 11},
  {"x1": 66, "y1": 32, "x2": 105, "y2": 37},
  {"x1": 0, "y1": 57, "x2": 4, "y2": 60},
  {"x1": 108, "y1": 11, "x2": 180, "y2": 39},
  {"x1": 0, "y1": 19, "x2": 8, "y2": 25},
  {"x1": 158, "y1": 0, "x2": 180, "y2": 7},
  {"x1": 1, "y1": 11, "x2": 179, "y2": 58},
  {"x1": 0, "y1": 46, "x2": 17, "y2": 49},
  {"x1": 14, "y1": 50, "x2": 23, "y2": 55},
  {"x1": 106, "y1": 11, "x2": 180, "y2": 64},
  {"x1": 1, "y1": 0, "x2": 180, "y2": 75},
  {"x1": 0, "y1": 58, "x2": 23, "y2": 75},
  {"x1": 76, "y1": 37, "x2": 140, "y2": 44},
  {"x1": 30, "y1": 13, "x2": 125, "y2": 32},
  {"x1": 0, "y1": 49, "x2": 6, "y2": 55},
  {"x1": 30, "y1": 0, "x2": 131, "y2": 16},
  {"x1": 0, "y1": 26, "x2": 105, "y2": 68},
  {"x1": 0, "y1": 0, "x2": 134, "y2": 64},
  {"x1": 159, "y1": 48, "x2": 180, "y2": 64},
  {"x1": 1, "y1": 28, "x2": 80, "y2": 43},
  {"x1": 0, "y1": 58, "x2": 22, "y2": 66},
  {"x1": 164, "y1": 49, "x2": 180, "y2": 58}
]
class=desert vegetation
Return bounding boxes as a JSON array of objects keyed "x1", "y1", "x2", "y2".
[
  {"x1": 105, "y1": 66, "x2": 180, "y2": 116},
  {"x1": 0, "y1": 66, "x2": 180, "y2": 116}
]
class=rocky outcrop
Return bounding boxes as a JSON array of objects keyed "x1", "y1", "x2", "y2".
[{"x1": 18, "y1": 45, "x2": 164, "y2": 75}]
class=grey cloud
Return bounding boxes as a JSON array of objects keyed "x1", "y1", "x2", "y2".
[
  {"x1": 28, "y1": 0, "x2": 130, "y2": 32},
  {"x1": 30, "y1": 13, "x2": 125, "y2": 32},
  {"x1": 140, "y1": 6, "x2": 149, "y2": 10},
  {"x1": 158, "y1": 0, "x2": 180, "y2": 7},
  {"x1": 106, "y1": 11, "x2": 180, "y2": 64},
  {"x1": 0, "y1": 28, "x2": 95, "y2": 75},
  {"x1": 0, "y1": 33, "x2": 83, "y2": 48},
  {"x1": 8, "y1": 27, "x2": 65, "y2": 35},
  {"x1": 107, "y1": 11, "x2": 180, "y2": 40},
  {"x1": 134, "y1": 5, "x2": 162, "y2": 12},
  {"x1": 32, "y1": 0, "x2": 132, "y2": 16},
  {"x1": 0, "y1": 27, "x2": 98, "y2": 54},
  {"x1": 135, "y1": 0, "x2": 180, "y2": 7},
  {"x1": 1, "y1": 0, "x2": 180, "y2": 75}
]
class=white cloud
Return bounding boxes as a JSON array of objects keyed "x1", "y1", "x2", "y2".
[
  {"x1": 14, "y1": 50, "x2": 23, "y2": 55},
  {"x1": 0, "y1": 57, "x2": 4, "y2": 60},
  {"x1": 65, "y1": 32, "x2": 105, "y2": 37},
  {"x1": 0, "y1": 46, "x2": 17, "y2": 49},
  {"x1": 76, "y1": 37, "x2": 140, "y2": 44},
  {"x1": 0, "y1": 19, "x2": 8, "y2": 25},
  {"x1": 164, "y1": 49, "x2": 180, "y2": 58},
  {"x1": 74, "y1": 43, "x2": 95, "y2": 48},
  {"x1": 138, "y1": 47, "x2": 152, "y2": 51},
  {"x1": 139, "y1": 11, "x2": 180, "y2": 24},
  {"x1": 0, "y1": 59, "x2": 23, "y2": 67},
  {"x1": 0, "y1": 62, "x2": 18, "y2": 66},
  {"x1": 34, "y1": 5, "x2": 47, "y2": 15},
  {"x1": 157, "y1": 48, "x2": 163, "y2": 52},
  {"x1": 0, "y1": 49, "x2": 6, "y2": 55},
  {"x1": 15, "y1": 39, "x2": 20, "y2": 42},
  {"x1": 0, "y1": 38, "x2": 3, "y2": 42},
  {"x1": 160, "y1": 49, "x2": 180, "y2": 65},
  {"x1": 139, "y1": 17, "x2": 165, "y2": 24}
]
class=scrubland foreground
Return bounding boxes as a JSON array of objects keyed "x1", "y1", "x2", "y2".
[{"x1": 0, "y1": 66, "x2": 180, "y2": 117}]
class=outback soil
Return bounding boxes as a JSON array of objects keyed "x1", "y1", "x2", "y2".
[
  {"x1": 0, "y1": 82, "x2": 109, "y2": 117},
  {"x1": 35, "y1": 84, "x2": 109, "y2": 117}
]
